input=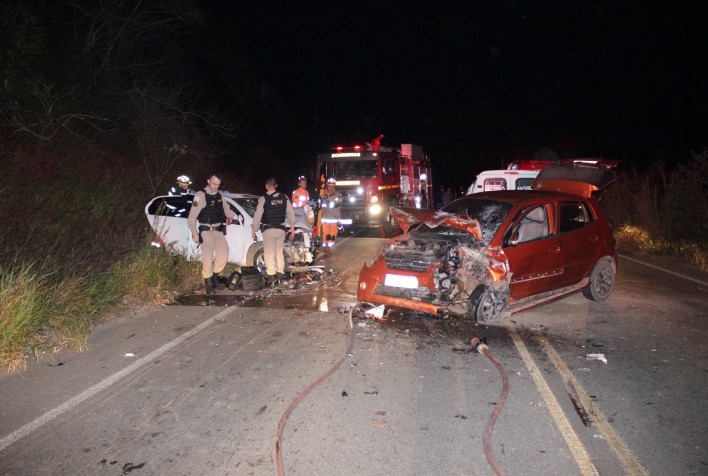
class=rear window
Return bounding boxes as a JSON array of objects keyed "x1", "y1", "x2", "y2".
[
  {"x1": 483, "y1": 178, "x2": 507, "y2": 191},
  {"x1": 515, "y1": 178, "x2": 534, "y2": 190}
]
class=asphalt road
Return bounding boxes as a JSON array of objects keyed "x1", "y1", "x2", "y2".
[{"x1": 0, "y1": 233, "x2": 706, "y2": 476}]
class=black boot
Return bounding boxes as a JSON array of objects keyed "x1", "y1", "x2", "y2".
[
  {"x1": 205, "y1": 278, "x2": 215, "y2": 296},
  {"x1": 212, "y1": 274, "x2": 225, "y2": 290}
]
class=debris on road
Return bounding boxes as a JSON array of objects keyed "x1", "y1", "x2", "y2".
[{"x1": 586, "y1": 353, "x2": 607, "y2": 364}]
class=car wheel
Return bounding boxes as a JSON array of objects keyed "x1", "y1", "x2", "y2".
[
  {"x1": 468, "y1": 286, "x2": 509, "y2": 321},
  {"x1": 253, "y1": 248, "x2": 266, "y2": 275},
  {"x1": 582, "y1": 259, "x2": 615, "y2": 301}
]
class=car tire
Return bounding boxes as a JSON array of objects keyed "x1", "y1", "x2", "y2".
[
  {"x1": 468, "y1": 286, "x2": 509, "y2": 321},
  {"x1": 253, "y1": 248, "x2": 266, "y2": 275},
  {"x1": 582, "y1": 258, "x2": 615, "y2": 301}
]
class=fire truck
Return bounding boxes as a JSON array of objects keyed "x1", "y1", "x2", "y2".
[{"x1": 315, "y1": 143, "x2": 433, "y2": 233}]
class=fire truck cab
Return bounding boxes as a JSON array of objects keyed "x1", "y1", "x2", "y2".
[{"x1": 316, "y1": 143, "x2": 433, "y2": 232}]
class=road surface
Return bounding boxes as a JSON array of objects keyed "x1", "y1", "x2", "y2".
[{"x1": 1, "y1": 233, "x2": 706, "y2": 475}]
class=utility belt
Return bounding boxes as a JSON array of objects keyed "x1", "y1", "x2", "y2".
[
  {"x1": 198, "y1": 223, "x2": 226, "y2": 243},
  {"x1": 260, "y1": 223, "x2": 287, "y2": 232}
]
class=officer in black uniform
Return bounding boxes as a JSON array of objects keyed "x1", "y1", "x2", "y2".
[
  {"x1": 251, "y1": 177, "x2": 295, "y2": 285},
  {"x1": 187, "y1": 174, "x2": 235, "y2": 295}
]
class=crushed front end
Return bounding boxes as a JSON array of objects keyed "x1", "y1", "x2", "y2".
[{"x1": 357, "y1": 210, "x2": 510, "y2": 317}]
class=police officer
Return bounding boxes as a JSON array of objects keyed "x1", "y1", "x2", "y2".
[
  {"x1": 187, "y1": 174, "x2": 235, "y2": 295},
  {"x1": 320, "y1": 177, "x2": 342, "y2": 253},
  {"x1": 251, "y1": 177, "x2": 295, "y2": 286},
  {"x1": 169, "y1": 175, "x2": 195, "y2": 195}
]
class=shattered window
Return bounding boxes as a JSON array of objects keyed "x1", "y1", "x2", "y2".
[{"x1": 441, "y1": 198, "x2": 513, "y2": 242}]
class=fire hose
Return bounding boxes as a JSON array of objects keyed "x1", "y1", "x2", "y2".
[
  {"x1": 274, "y1": 302, "x2": 358, "y2": 476},
  {"x1": 470, "y1": 337, "x2": 509, "y2": 476}
]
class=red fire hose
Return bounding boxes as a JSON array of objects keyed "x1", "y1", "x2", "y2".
[{"x1": 470, "y1": 337, "x2": 509, "y2": 476}]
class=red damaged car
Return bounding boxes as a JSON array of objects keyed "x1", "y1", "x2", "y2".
[{"x1": 357, "y1": 159, "x2": 619, "y2": 320}]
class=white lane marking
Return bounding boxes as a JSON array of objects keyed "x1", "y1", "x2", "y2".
[
  {"x1": 508, "y1": 325, "x2": 599, "y2": 476},
  {"x1": 619, "y1": 253, "x2": 708, "y2": 286},
  {"x1": 0, "y1": 306, "x2": 237, "y2": 453},
  {"x1": 538, "y1": 338, "x2": 649, "y2": 476}
]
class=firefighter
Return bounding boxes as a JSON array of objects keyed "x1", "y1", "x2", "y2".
[
  {"x1": 251, "y1": 177, "x2": 296, "y2": 286},
  {"x1": 292, "y1": 175, "x2": 310, "y2": 211},
  {"x1": 187, "y1": 174, "x2": 235, "y2": 296},
  {"x1": 320, "y1": 177, "x2": 342, "y2": 253},
  {"x1": 169, "y1": 175, "x2": 194, "y2": 195}
]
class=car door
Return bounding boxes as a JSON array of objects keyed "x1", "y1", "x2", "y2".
[
  {"x1": 556, "y1": 199, "x2": 601, "y2": 288},
  {"x1": 145, "y1": 195, "x2": 200, "y2": 259},
  {"x1": 501, "y1": 204, "x2": 565, "y2": 301},
  {"x1": 225, "y1": 198, "x2": 252, "y2": 265}
]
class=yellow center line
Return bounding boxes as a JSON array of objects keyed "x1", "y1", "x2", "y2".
[
  {"x1": 507, "y1": 325, "x2": 599, "y2": 476},
  {"x1": 538, "y1": 337, "x2": 650, "y2": 476}
]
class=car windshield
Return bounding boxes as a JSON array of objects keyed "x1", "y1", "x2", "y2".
[
  {"x1": 435, "y1": 198, "x2": 513, "y2": 242},
  {"x1": 333, "y1": 159, "x2": 378, "y2": 179}
]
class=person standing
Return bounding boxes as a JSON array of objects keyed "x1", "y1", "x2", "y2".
[
  {"x1": 320, "y1": 177, "x2": 342, "y2": 253},
  {"x1": 187, "y1": 174, "x2": 235, "y2": 296},
  {"x1": 251, "y1": 177, "x2": 296, "y2": 286},
  {"x1": 292, "y1": 175, "x2": 311, "y2": 213}
]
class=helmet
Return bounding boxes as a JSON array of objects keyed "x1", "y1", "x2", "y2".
[
  {"x1": 326, "y1": 177, "x2": 336, "y2": 185},
  {"x1": 177, "y1": 175, "x2": 192, "y2": 186},
  {"x1": 297, "y1": 175, "x2": 307, "y2": 182}
]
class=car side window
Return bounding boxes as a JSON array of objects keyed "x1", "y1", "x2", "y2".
[
  {"x1": 559, "y1": 201, "x2": 593, "y2": 232},
  {"x1": 514, "y1": 206, "x2": 549, "y2": 243},
  {"x1": 147, "y1": 196, "x2": 192, "y2": 218},
  {"x1": 229, "y1": 204, "x2": 245, "y2": 225}
]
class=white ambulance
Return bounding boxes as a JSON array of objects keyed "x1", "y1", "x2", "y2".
[{"x1": 466, "y1": 169, "x2": 539, "y2": 194}]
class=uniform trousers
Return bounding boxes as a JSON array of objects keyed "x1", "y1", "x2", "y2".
[
  {"x1": 263, "y1": 227, "x2": 286, "y2": 276},
  {"x1": 200, "y1": 230, "x2": 229, "y2": 279},
  {"x1": 322, "y1": 222, "x2": 338, "y2": 246}
]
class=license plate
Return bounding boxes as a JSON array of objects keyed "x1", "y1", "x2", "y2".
[{"x1": 385, "y1": 274, "x2": 418, "y2": 289}]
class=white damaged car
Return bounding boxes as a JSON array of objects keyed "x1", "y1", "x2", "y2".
[{"x1": 145, "y1": 192, "x2": 319, "y2": 271}]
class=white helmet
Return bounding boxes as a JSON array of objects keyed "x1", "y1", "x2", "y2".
[{"x1": 177, "y1": 175, "x2": 192, "y2": 186}]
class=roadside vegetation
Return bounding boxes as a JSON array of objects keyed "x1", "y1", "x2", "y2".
[{"x1": 603, "y1": 150, "x2": 708, "y2": 272}]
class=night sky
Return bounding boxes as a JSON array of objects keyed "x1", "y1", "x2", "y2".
[{"x1": 197, "y1": 1, "x2": 706, "y2": 186}]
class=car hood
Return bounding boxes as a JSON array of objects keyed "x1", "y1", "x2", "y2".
[
  {"x1": 390, "y1": 207, "x2": 483, "y2": 241},
  {"x1": 532, "y1": 159, "x2": 619, "y2": 198}
]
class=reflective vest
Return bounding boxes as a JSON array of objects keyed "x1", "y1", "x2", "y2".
[
  {"x1": 197, "y1": 190, "x2": 227, "y2": 224},
  {"x1": 292, "y1": 187, "x2": 310, "y2": 208}
]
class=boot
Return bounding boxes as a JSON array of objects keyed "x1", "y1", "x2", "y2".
[
  {"x1": 204, "y1": 278, "x2": 215, "y2": 296},
  {"x1": 265, "y1": 274, "x2": 276, "y2": 287},
  {"x1": 212, "y1": 274, "x2": 225, "y2": 290}
]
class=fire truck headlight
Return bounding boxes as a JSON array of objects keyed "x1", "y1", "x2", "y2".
[
  {"x1": 370, "y1": 195, "x2": 379, "y2": 203},
  {"x1": 369, "y1": 204, "x2": 382, "y2": 215},
  {"x1": 357, "y1": 187, "x2": 364, "y2": 194},
  {"x1": 420, "y1": 173, "x2": 427, "y2": 181},
  {"x1": 349, "y1": 196, "x2": 356, "y2": 203}
]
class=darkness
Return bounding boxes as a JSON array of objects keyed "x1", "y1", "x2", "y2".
[{"x1": 195, "y1": 0, "x2": 706, "y2": 188}]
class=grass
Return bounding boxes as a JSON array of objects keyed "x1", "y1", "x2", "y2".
[{"x1": 614, "y1": 224, "x2": 708, "y2": 272}]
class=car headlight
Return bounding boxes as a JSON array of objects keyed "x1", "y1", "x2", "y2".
[
  {"x1": 370, "y1": 195, "x2": 379, "y2": 203},
  {"x1": 357, "y1": 187, "x2": 364, "y2": 194},
  {"x1": 349, "y1": 196, "x2": 356, "y2": 203},
  {"x1": 369, "y1": 204, "x2": 381, "y2": 215}
]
